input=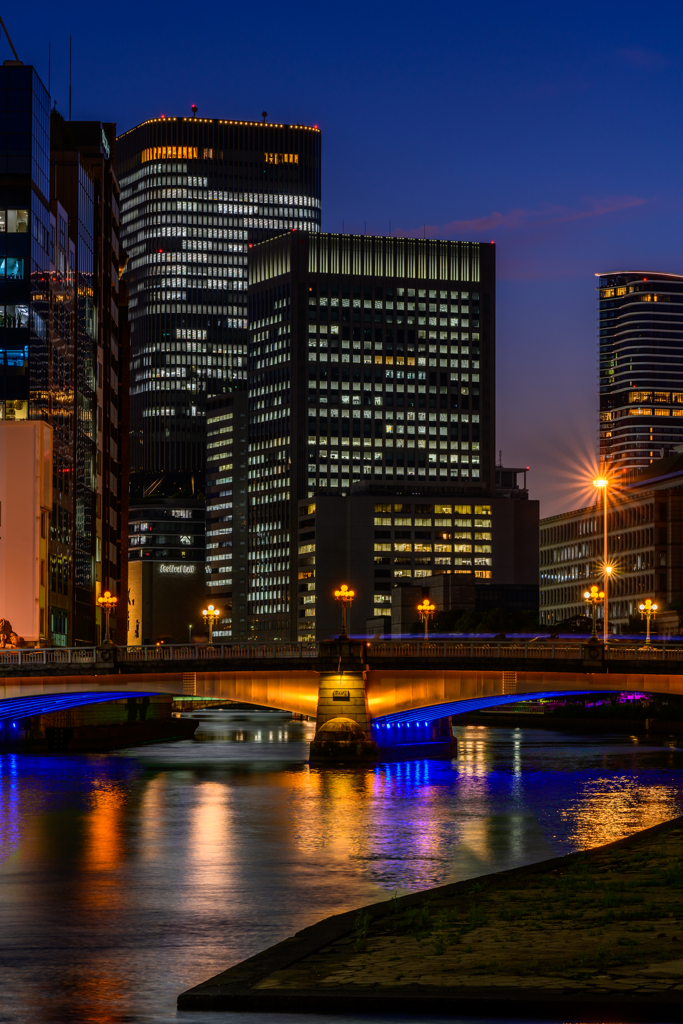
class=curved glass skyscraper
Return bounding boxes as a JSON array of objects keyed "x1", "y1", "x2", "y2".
[
  {"x1": 598, "y1": 271, "x2": 683, "y2": 474},
  {"x1": 117, "y1": 116, "x2": 321, "y2": 490}
]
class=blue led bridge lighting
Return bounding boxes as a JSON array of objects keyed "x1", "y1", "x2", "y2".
[
  {"x1": 371, "y1": 690, "x2": 595, "y2": 728},
  {"x1": 0, "y1": 692, "x2": 161, "y2": 722}
]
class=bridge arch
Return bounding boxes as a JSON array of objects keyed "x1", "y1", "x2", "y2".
[
  {"x1": 372, "y1": 689, "x2": 600, "y2": 726},
  {"x1": 0, "y1": 691, "x2": 162, "y2": 722}
]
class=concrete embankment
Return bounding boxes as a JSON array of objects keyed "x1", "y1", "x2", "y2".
[
  {"x1": 179, "y1": 815, "x2": 683, "y2": 1020},
  {"x1": 456, "y1": 710, "x2": 683, "y2": 733},
  {"x1": 1, "y1": 695, "x2": 197, "y2": 752}
]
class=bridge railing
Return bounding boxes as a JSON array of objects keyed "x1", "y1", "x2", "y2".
[
  {"x1": 365, "y1": 640, "x2": 683, "y2": 662},
  {"x1": 2, "y1": 640, "x2": 683, "y2": 666},
  {"x1": 0, "y1": 647, "x2": 97, "y2": 666},
  {"x1": 117, "y1": 642, "x2": 320, "y2": 662}
]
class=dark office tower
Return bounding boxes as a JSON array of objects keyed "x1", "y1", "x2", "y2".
[
  {"x1": 248, "y1": 231, "x2": 496, "y2": 639},
  {"x1": 51, "y1": 116, "x2": 127, "y2": 643},
  {"x1": 598, "y1": 272, "x2": 683, "y2": 475},
  {"x1": 0, "y1": 61, "x2": 126, "y2": 644},
  {"x1": 205, "y1": 389, "x2": 249, "y2": 639},
  {"x1": 117, "y1": 117, "x2": 321, "y2": 489}
]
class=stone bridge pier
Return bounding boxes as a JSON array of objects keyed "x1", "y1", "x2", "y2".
[{"x1": 310, "y1": 641, "x2": 456, "y2": 761}]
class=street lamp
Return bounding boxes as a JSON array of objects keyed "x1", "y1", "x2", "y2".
[
  {"x1": 97, "y1": 590, "x2": 118, "y2": 645},
  {"x1": 639, "y1": 598, "x2": 658, "y2": 648},
  {"x1": 334, "y1": 584, "x2": 355, "y2": 640},
  {"x1": 417, "y1": 599, "x2": 436, "y2": 641},
  {"x1": 593, "y1": 475, "x2": 610, "y2": 643},
  {"x1": 202, "y1": 604, "x2": 220, "y2": 644},
  {"x1": 584, "y1": 584, "x2": 605, "y2": 643}
]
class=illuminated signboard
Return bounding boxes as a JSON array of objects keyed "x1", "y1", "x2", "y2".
[{"x1": 158, "y1": 564, "x2": 196, "y2": 575}]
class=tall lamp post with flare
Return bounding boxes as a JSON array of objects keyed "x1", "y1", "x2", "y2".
[{"x1": 593, "y1": 475, "x2": 612, "y2": 643}]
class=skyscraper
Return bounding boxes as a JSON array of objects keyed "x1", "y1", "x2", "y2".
[
  {"x1": 247, "y1": 231, "x2": 497, "y2": 639},
  {"x1": 117, "y1": 116, "x2": 321, "y2": 642},
  {"x1": 117, "y1": 116, "x2": 321, "y2": 489},
  {"x1": 204, "y1": 390, "x2": 249, "y2": 638},
  {"x1": 598, "y1": 271, "x2": 683, "y2": 475},
  {"x1": 0, "y1": 60, "x2": 126, "y2": 645}
]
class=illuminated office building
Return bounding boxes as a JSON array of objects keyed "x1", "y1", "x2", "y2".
[
  {"x1": 204, "y1": 389, "x2": 249, "y2": 638},
  {"x1": 117, "y1": 116, "x2": 320, "y2": 642},
  {"x1": 598, "y1": 271, "x2": 683, "y2": 475},
  {"x1": 247, "y1": 231, "x2": 510, "y2": 639},
  {"x1": 117, "y1": 116, "x2": 321, "y2": 490}
]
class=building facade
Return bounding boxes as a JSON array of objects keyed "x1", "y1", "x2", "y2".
[
  {"x1": 127, "y1": 499, "x2": 206, "y2": 644},
  {"x1": 0, "y1": 421, "x2": 52, "y2": 642},
  {"x1": 247, "y1": 230, "x2": 497, "y2": 639},
  {"x1": 117, "y1": 115, "x2": 321, "y2": 640},
  {"x1": 205, "y1": 390, "x2": 249, "y2": 638},
  {"x1": 0, "y1": 61, "x2": 125, "y2": 644},
  {"x1": 51, "y1": 115, "x2": 127, "y2": 643},
  {"x1": 296, "y1": 482, "x2": 538, "y2": 639},
  {"x1": 117, "y1": 115, "x2": 321, "y2": 487},
  {"x1": 598, "y1": 271, "x2": 683, "y2": 476},
  {"x1": 539, "y1": 453, "x2": 683, "y2": 629}
]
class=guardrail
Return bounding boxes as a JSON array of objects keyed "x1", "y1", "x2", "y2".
[
  {"x1": 367, "y1": 641, "x2": 683, "y2": 661},
  {"x1": 0, "y1": 640, "x2": 681, "y2": 667},
  {"x1": 118, "y1": 643, "x2": 320, "y2": 662},
  {"x1": 0, "y1": 642, "x2": 321, "y2": 666},
  {"x1": 0, "y1": 647, "x2": 98, "y2": 666}
]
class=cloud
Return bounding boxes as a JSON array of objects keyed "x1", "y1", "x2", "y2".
[
  {"x1": 396, "y1": 195, "x2": 649, "y2": 240},
  {"x1": 618, "y1": 47, "x2": 669, "y2": 70}
]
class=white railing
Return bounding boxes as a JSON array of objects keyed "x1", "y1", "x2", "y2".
[
  {"x1": 118, "y1": 642, "x2": 320, "y2": 662},
  {"x1": 0, "y1": 647, "x2": 97, "y2": 666}
]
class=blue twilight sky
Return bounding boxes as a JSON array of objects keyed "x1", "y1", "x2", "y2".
[{"x1": 7, "y1": 0, "x2": 683, "y2": 516}]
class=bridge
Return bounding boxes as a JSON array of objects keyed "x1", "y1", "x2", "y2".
[{"x1": 1, "y1": 639, "x2": 683, "y2": 746}]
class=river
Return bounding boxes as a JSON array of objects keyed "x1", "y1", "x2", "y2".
[{"x1": 1, "y1": 713, "x2": 683, "y2": 1023}]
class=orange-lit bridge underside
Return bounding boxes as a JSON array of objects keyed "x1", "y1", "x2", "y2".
[{"x1": 1, "y1": 665, "x2": 682, "y2": 724}]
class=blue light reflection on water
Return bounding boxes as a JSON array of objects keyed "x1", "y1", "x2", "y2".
[{"x1": 0, "y1": 717, "x2": 683, "y2": 1024}]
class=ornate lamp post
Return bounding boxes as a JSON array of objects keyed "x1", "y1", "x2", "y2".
[
  {"x1": 97, "y1": 590, "x2": 118, "y2": 645},
  {"x1": 334, "y1": 584, "x2": 355, "y2": 640},
  {"x1": 202, "y1": 604, "x2": 220, "y2": 644},
  {"x1": 583, "y1": 584, "x2": 605, "y2": 642},
  {"x1": 639, "y1": 598, "x2": 658, "y2": 647},
  {"x1": 593, "y1": 475, "x2": 611, "y2": 643},
  {"x1": 417, "y1": 599, "x2": 436, "y2": 641}
]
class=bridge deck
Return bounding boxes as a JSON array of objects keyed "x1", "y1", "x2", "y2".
[{"x1": 2, "y1": 641, "x2": 683, "y2": 724}]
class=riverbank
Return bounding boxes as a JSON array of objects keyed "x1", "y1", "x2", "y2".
[
  {"x1": 179, "y1": 815, "x2": 683, "y2": 1020},
  {"x1": 455, "y1": 709, "x2": 683, "y2": 734}
]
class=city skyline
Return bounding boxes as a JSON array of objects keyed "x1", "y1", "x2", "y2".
[{"x1": 7, "y1": 0, "x2": 683, "y2": 515}]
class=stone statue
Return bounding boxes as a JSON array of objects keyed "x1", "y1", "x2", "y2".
[{"x1": 0, "y1": 619, "x2": 27, "y2": 648}]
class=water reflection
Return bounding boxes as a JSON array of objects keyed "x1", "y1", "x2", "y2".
[{"x1": 1, "y1": 718, "x2": 683, "y2": 1024}]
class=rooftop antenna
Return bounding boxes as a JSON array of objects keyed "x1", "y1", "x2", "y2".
[
  {"x1": 497, "y1": 449, "x2": 503, "y2": 467},
  {"x1": 191, "y1": 103, "x2": 197, "y2": 117},
  {"x1": 262, "y1": 111, "x2": 268, "y2": 121},
  {"x1": 0, "y1": 16, "x2": 20, "y2": 61},
  {"x1": 68, "y1": 35, "x2": 71, "y2": 120}
]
